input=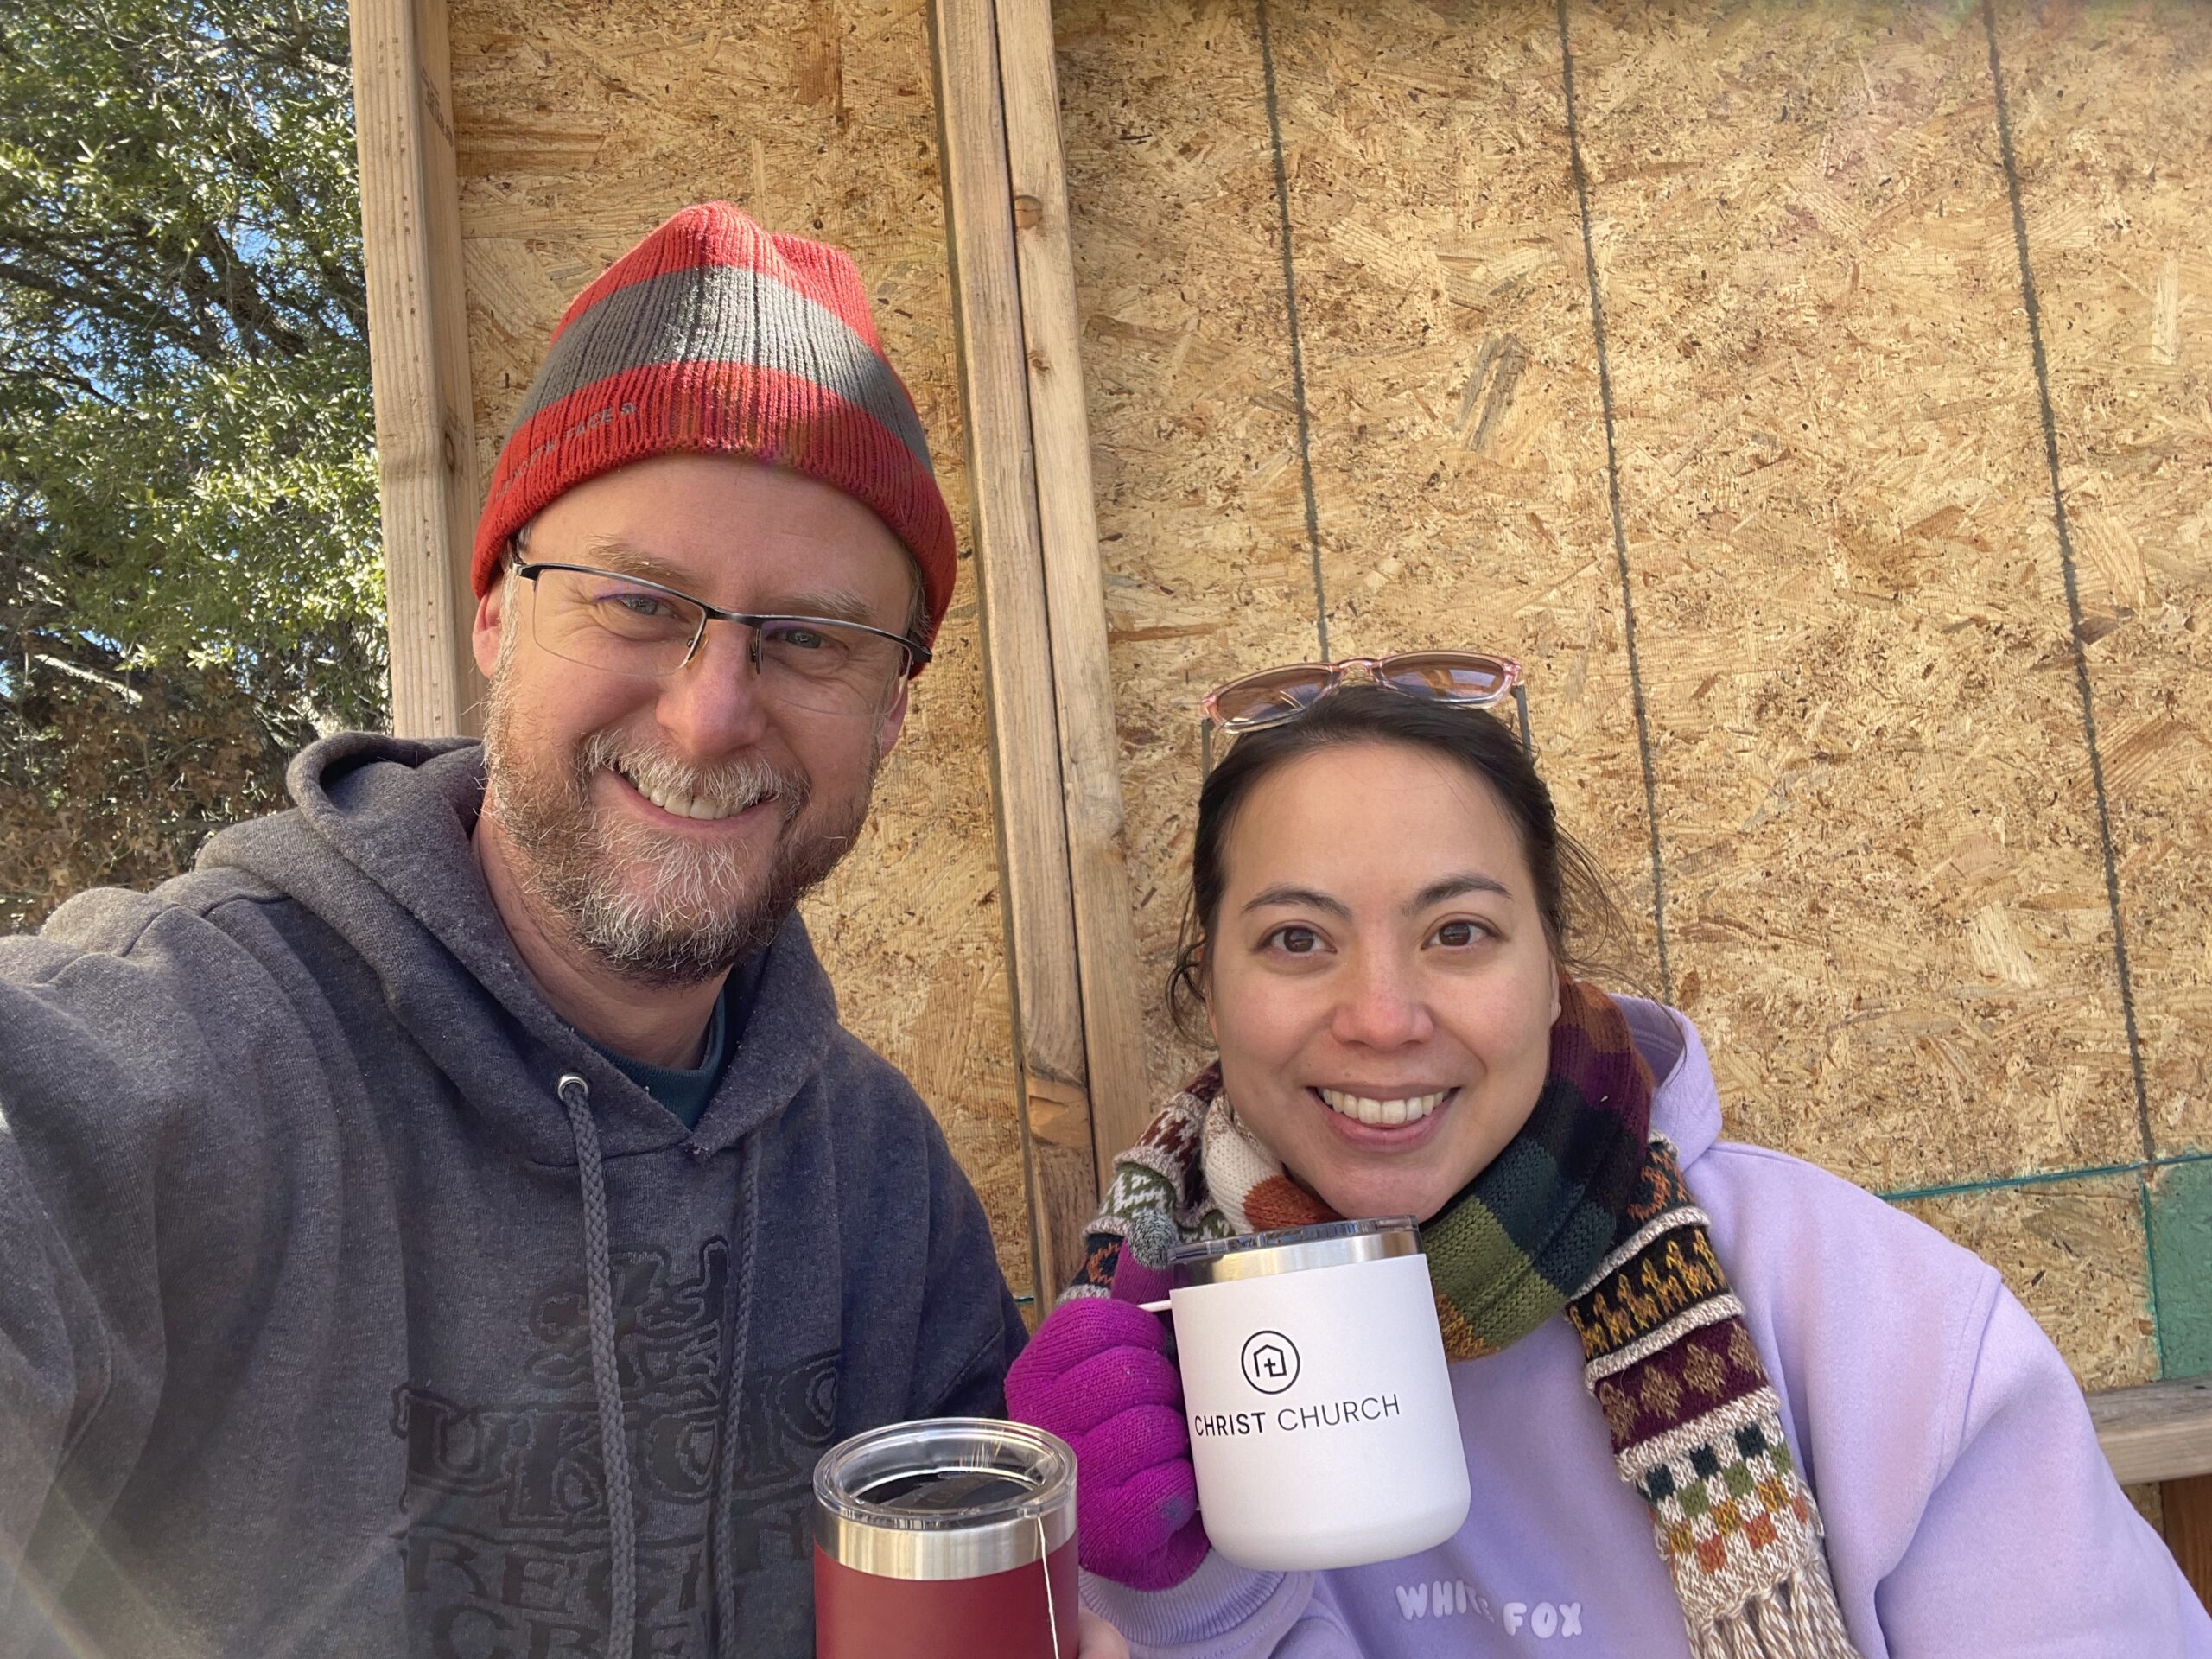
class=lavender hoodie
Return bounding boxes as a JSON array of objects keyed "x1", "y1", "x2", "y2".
[{"x1": 1086, "y1": 998, "x2": 2211, "y2": 1657}]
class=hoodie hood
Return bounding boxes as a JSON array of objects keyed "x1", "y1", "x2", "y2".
[
  {"x1": 196, "y1": 730, "x2": 836, "y2": 1164},
  {"x1": 1617, "y1": 991, "x2": 1724, "y2": 1167}
]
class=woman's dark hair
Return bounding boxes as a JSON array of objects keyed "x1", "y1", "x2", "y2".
[{"x1": 1166, "y1": 683, "x2": 1630, "y2": 1039}]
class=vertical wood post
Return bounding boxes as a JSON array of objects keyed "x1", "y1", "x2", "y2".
[
  {"x1": 348, "y1": 0, "x2": 483, "y2": 738},
  {"x1": 930, "y1": 0, "x2": 1144, "y2": 1300},
  {"x1": 2164, "y1": 1475, "x2": 2212, "y2": 1613},
  {"x1": 993, "y1": 0, "x2": 1154, "y2": 1176}
]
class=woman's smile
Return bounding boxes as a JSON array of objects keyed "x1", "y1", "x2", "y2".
[{"x1": 1310, "y1": 1084, "x2": 1459, "y2": 1150}]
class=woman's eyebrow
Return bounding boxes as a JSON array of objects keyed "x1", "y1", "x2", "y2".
[
  {"x1": 1241, "y1": 885, "x2": 1351, "y2": 919},
  {"x1": 1406, "y1": 873, "x2": 1512, "y2": 913}
]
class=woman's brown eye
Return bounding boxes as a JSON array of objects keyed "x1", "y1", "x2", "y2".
[
  {"x1": 1437, "y1": 921, "x2": 1477, "y2": 947},
  {"x1": 1276, "y1": 926, "x2": 1319, "y2": 955}
]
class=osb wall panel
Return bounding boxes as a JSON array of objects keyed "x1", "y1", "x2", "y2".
[
  {"x1": 1054, "y1": 0, "x2": 2207, "y2": 1382},
  {"x1": 1567, "y1": 0, "x2": 2140, "y2": 1193},
  {"x1": 443, "y1": 0, "x2": 1033, "y2": 1295},
  {"x1": 1997, "y1": 1, "x2": 2212, "y2": 1160}
]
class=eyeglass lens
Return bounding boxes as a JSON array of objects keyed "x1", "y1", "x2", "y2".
[
  {"x1": 1208, "y1": 664, "x2": 1340, "y2": 729},
  {"x1": 1374, "y1": 652, "x2": 1512, "y2": 702},
  {"x1": 528, "y1": 566, "x2": 906, "y2": 716}
]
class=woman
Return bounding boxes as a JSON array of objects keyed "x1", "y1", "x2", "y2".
[{"x1": 1007, "y1": 657, "x2": 2209, "y2": 1659}]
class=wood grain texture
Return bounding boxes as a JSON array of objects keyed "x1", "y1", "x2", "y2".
[
  {"x1": 1993, "y1": 0, "x2": 2212, "y2": 1162},
  {"x1": 2159, "y1": 1472, "x2": 2212, "y2": 1613},
  {"x1": 350, "y1": 0, "x2": 483, "y2": 738},
  {"x1": 931, "y1": 0, "x2": 1100, "y2": 1296},
  {"x1": 2093, "y1": 1376, "x2": 2212, "y2": 1484},
  {"x1": 996, "y1": 0, "x2": 1154, "y2": 1174},
  {"x1": 1561, "y1": 0, "x2": 2140, "y2": 1193}
]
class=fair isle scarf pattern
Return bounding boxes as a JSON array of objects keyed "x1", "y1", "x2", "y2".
[{"x1": 1065, "y1": 978, "x2": 1860, "y2": 1659}]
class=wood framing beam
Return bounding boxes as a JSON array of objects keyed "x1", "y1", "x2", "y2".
[
  {"x1": 930, "y1": 0, "x2": 1144, "y2": 1300},
  {"x1": 2091, "y1": 1376, "x2": 2212, "y2": 1485},
  {"x1": 348, "y1": 0, "x2": 483, "y2": 738},
  {"x1": 2087, "y1": 1375, "x2": 2212, "y2": 1604}
]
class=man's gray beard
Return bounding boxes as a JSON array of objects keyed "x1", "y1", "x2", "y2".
[{"x1": 480, "y1": 665, "x2": 874, "y2": 987}]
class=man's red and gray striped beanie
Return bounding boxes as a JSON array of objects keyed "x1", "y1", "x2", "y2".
[{"x1": 472, "y1": 202, "x2": 957, "y2": 645}]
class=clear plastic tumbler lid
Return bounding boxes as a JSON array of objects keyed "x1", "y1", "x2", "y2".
[
  {"x1": 814, "y1": 1418, "x2": 1075, "y2": 1580},
  {"x1": 1170, "y1": 1216, "x2": 1420, "y2": 1288}
]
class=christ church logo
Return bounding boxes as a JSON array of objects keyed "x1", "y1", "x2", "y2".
[{"x1": 1240, "y1": 1330, "x2": 1300, "y2": 1394}]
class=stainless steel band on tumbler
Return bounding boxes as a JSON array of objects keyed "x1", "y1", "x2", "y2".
[
  {"x1": 1169, "y1": 1216, "x2": 1421, "y2": 1288},
  {"x1": 813, "y1": 1418, "x2": 1076, "y2": 1581}
]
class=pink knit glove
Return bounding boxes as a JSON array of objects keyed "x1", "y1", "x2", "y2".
[{"x1": 1006, "y1": 1296, "x2": 1210, "y2": 1591}]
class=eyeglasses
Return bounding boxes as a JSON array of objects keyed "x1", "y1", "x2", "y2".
[
  {"x1": 1199, "y1": 652, "x2": 1524, "y2": 771},
  {"x1": 510, "y1": 553, "x2": 930, "y2": 720}
]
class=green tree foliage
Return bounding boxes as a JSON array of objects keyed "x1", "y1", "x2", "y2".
[{"x1": 0, "y1": 0, "x2": 383, "y2": 925}]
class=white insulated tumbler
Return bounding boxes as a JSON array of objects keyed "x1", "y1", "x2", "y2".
[{"x1": 1168, "y1": 1218, "x2": 1470, "y2": 1571}]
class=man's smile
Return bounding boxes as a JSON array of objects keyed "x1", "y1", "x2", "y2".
[{"x1": 605, "y1": 757, "x2": 778, "y2": 827}]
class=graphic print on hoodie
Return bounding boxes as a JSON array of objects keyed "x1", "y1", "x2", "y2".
[{"x1": 0, "y1": 734, "x2": 1027, "y2": 1659}]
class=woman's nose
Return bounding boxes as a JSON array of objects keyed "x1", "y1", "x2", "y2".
[{"x1": 1329, "y1": 954, "x2": 1434, "y2": 1049}]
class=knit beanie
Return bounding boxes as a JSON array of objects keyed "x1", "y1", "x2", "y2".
[{"x1": 472, "y1": 202, "x2": 958, "y2": 645}]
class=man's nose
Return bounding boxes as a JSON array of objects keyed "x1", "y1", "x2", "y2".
[
  {"x1": 1329, "y1": 950, "x2": 1434, "y2": 1050},
  {"x1": 653, "y1": 619, "x2": 773, "y2": 755}
]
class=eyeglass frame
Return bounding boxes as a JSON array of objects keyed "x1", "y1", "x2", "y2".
[
  {"x1": 1197, "y1": 652, "x2": 1529, "y2": 774},
  {"x1": 506, "y1": 545, "x2": 932, "y2": 711}
]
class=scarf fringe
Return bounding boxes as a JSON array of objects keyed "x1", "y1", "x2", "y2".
[{"x1": 1687, "y1": 1563, "x2": 1858, "y2": 1659}]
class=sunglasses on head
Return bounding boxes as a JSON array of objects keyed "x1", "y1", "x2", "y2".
[{"x1": 1198, "y1": 652, "x2": 1524, "y2": 772}]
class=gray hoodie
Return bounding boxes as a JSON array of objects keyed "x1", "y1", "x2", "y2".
[{"x1": 0, "y1": 733, "x2": 1027, "y2": 1659}]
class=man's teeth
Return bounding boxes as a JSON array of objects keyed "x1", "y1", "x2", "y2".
[
  {"x1": 1317, "y1": 1088, "x2": 1447, "y2": 1128},
  {"x1": 620, "y1": 768, "x2": 748, "y2": 821}
]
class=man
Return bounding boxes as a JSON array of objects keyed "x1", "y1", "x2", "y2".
[{"x1": 0, "y1": 204, "x2": 1121, "y2": 1659}]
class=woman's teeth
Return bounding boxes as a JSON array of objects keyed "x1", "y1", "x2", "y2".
[{"x1": 1318, "y1": 1087, "x2": 1446, "y2": 1128}]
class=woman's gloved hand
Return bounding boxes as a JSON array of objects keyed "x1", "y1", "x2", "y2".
[{"x1": 1006, "y1": 1296, "x2": 1209, "y2": 1591}]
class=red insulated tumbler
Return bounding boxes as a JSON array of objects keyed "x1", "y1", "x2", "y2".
[{"x1": 813, "y1": 1418, "x2": 1078, "y2": 1659}]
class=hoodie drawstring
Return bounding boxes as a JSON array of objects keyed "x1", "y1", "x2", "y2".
[
  {"x1": 557, "y1": 1073, "x2": 638, "y2": 1659},
  {"x1": 707, "y1": 1140, "x2": 761, "y2": 1659}
]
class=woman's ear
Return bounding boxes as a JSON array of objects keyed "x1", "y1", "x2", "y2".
[
  {"x1": 1550, "y1": 969, "x2": 1563, "y2": 1026},
  {"x1": 1196, "y1": 939, "x2": 1217, "y2": 1042}
]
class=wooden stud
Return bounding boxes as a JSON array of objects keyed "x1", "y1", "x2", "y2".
[
  {"x1": 348, "y1": 0, "x2": 483, "y2": 738},
  {"x1": 993, "y1": 0, "x2": 1153, "y2": 1173},
  {"x1": 2160, "y1": 1474, "x2": 2212, "y2": 1613},
  {"x1": 930, "y1": 0, "x2": 1102, "y2": 1300}
]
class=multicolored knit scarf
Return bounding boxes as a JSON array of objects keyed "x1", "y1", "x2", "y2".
[{"x1": 1066, "y1": 977, "x2": 1861, "y2": 1659}]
